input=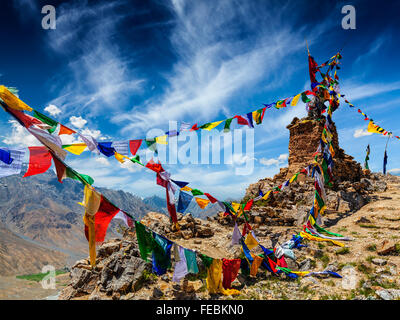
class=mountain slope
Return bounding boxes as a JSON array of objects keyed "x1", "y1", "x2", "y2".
[{"x1": 0, "y1": 167, "x2": 160, "y2": 274}]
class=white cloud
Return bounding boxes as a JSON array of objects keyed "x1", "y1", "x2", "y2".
[
  {"x1": 260, "y1": 153, "x2": 288, "y2": 167},
  {"x1": 353, "y1": 128, "x2": 373, "y2": 138},
  {"x1": 80, "y1": 128, "x2": 101, "y2": 140},
  {"x1": 69, "y1": 116, "x2": 87, "y2": 129},
  {"x1": 45, "y1": 1, "x2": 144, "y2": 116},
  {"x1": 341, "y1": 80, "x2": 400, "y2": 102},
  {"x1": 95, "y1": 157, "x2": 110, "y2": 166},
  {"x1": 2, "y1": 120, "x2": 40, "y2": 147},
  {"x1": 44, "y1": 104, "x2": 62, "y2": 116},
  {"x1": 388, "y1": 168, "x2": 400, "y2": 174},
  {"x1": 111, "y1": 0, "x2": 330, "y2": 135}
]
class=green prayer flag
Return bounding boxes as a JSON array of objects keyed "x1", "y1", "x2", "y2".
[
  {"x1": 224, "y1": 118, "x2": 233, "y2": 132},
  {"x1": 191, "y1": 189, "x2": 204, "y2": 196},
  {"x1": 199, "y1": 254, "x2": 213, "y2": 269},
  {"x1": 33, "y1": 110, "x2": 58, "y2": 133},
  {"x1": 301, "y1": 92, "x2": 311, "y2": 103},
  {"x1": 135, "y1": 221, "x2": 157, "y2": 262},
  {"x1": 184, "y1": 249, "x2": 199, "y2": 274}
]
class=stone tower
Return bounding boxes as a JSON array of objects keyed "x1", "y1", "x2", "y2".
[{"x1": 285, "y1": 116, "x2": 363, "y2": 185}]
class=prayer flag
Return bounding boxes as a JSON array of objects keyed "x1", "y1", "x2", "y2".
[
  {"x1": 155, "y1": 135, "x2": 168, "y2": 144},
  {"x1": 204, "y1": 192, "x2": 218, "y2": 203},
  {"x1": 383, "y1": 150, "x2": 388, "y2": 174},
  {"x1": 177, "y1": 191, "x2": 193, "y2": 213},
  {"x1": 112, "y1": 141, "x2": 129, "y2": 156},
  {"x1": 191, "y1": 188, "x2": 204, "y2": 196},
  {"x1": 23, "y1": 146, "x2": 52, "y2": 178},
  {"x1": 129, "y1": 139, "x2": 142, "y2": 155},
  {"x1": 195, "y1": 197, "x2": 210, "y2": 209},
  {"x1": 62, "y1": 143, "x2": 87, "y2": 155},
  {"x1": 0, "y1": 148, "x2": 13, "y2": 165},
  {"x1": 0, "y1": 148, "x2": 25, "y2": 178},
  {"x1": 97, "y1": 142, "x2": 116, "y2": 157},
  {"x1": 0, "y1": 85, "x2": 32, "y2": 111},
  {"x1": 200, "y1": 120, "x2": 223, "y2": 131},
  {"x1": 59, "y1": 124, "x2": 76, "y2": 135}
]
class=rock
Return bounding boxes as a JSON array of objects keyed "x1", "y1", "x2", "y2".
[
  {"x1": 97, "y1": 241, "x2": 121, "y2": 258},
  {"x1": 194, "y1": 240, "x2": 202, "y2": 244},
  {"x1": 377, "y1": 240, "x2": 399, "y2": 256},
  {"x1": 356, "y1": 216, "x2": 371, "y2": 224},
  {"x1": 195, "y1": 225, "x2": 214, "y2": 238},
  {"x1": 371, "y1": 258, "x2": 387, "y2": 266},
  {"x1": 299, "y1": 258, "x2": 312, "y2": 271},
  {"x1": 181, "y1": 229, "x2": 194, "y2": 239},
  {"x1": 375, "y1": 289, "x2": 400, "y2": 300},
  {"x1": 152, "y1": 287, "x2": 164, "y2": 299},
  {"x1": 325, "y1": 263, "x2": 338, "y2": 273}
]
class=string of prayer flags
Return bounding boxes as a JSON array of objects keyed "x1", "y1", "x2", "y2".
[
  {"x1": 0, "y1": 85, "x2": 32, "y2": 112},
  {"x1": 0, "y1": 148, "x2": 25, "y2": 178},
  {"x1": 23, "y1": 146, "x2": 52, "y2": 178},
  {"x1": 177, "y1": 191, "x2": 193, "y2": 213},
  {"x1": 195, "y1": 197, "x2": 210, "y2": 209},
  {"x1": 129, "y1": 140, "x2": 142, "y2": 155}
]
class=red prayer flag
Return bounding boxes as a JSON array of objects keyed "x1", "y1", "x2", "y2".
[
  {"x1": 243, "y1": 199, "x2": 254, "y2": 211},
  {"x1": 58, "y1": 124, "x2": 76, "y2": 135},
  {"x1": 222, "y1": 258, "x2": 241, "y2": 289},
  {"x1": 145, "y1": 158, "x2": 164, "y2": 173},
  {"x1": 23, "y1": 146, "x2": 52, "y2": 177},
  {"x1": 190, "y1": 124, "x2": 199, "y2": 131},
  {"x1": 129, "y1": 139, "x2": 142, "y2": 155},
  {"x1": 5, "y1": 107, "x2": 42, "y2": 128},
  {"x1": 51, "y1": 154, "x2": 66, "y2": 183},
  {"x1": 84, "y1": 196, "x2": 120, "y2": 243},
  {"x1": 308, "y1": 55, "x2": 319, "y2": 84},
  {"x1": 234, "y1": 115, "x2": 249, "y2": 126},
  {"x1": 204, "y1": 193, "x2": 218, "y2": 203}
]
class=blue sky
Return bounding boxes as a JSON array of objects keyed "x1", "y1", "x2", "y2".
[{"x1": 1, "y1": 0, "x2": 400, "y2": 200}]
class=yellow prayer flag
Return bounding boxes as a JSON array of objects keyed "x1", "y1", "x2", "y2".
[
  {"x1": 63, "y1": 143, "x2": 87, "y2": 155},
  {"x1": 291, "y1": 93, "x2": 301, "y2": 106},
  {"x1": 83, "y1": 185, "x2": 101, "y2": 216},
  {"x1": 231, "y1": 202, "x2": 240, "y2": 214},
  {"x1": 195, "y1": 197, "x2": 210, "y2": 209},
  {"x1": 244, "y1": 232, "x2": 259, "y2": 250},
  {"x1": 155, "y1": 135, "x2": 168, "y2": 144},
  {"x1": 262, "y1": 190, "x2": 271, "y2": 200},
  {"x1": 202, "y1": 120, "x2": 223, "y2": 131},
  {"x1": 114, "y1": 152, "x2": 129, "y2": 163},
  {"x1": 289, "y1": 174, "x2": 298, "y2": 183},
  {"x1": 0, "y1": 85, "x2": 33, "y2": 112},
  {"x1": 206, "y1": 259, "x2": 240, "y2": 296},
  {"x1": 181, "y1": 186, "x2": 192, "y2": 192},
  {"x1": 250, "y1": 255, "x2": 264, "y2": 277},
  {"x1": 367, "y1": 120, "x2": 382, "y2": 134}
]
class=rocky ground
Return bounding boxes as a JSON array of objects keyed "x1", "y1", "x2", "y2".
[{"x1": 57, "y1": 173, "x2": 400, "y2": 301}]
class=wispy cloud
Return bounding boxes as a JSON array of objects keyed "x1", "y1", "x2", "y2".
[
  {"x1": 111, "y1": 0, "x2": 329, "y2": 135},
  {"x1": 353, "y1": 128, "x2": 373, "y2": 138},
  {"x1": 45, "y1": 0, "x2": 145, "y2": 117}
]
